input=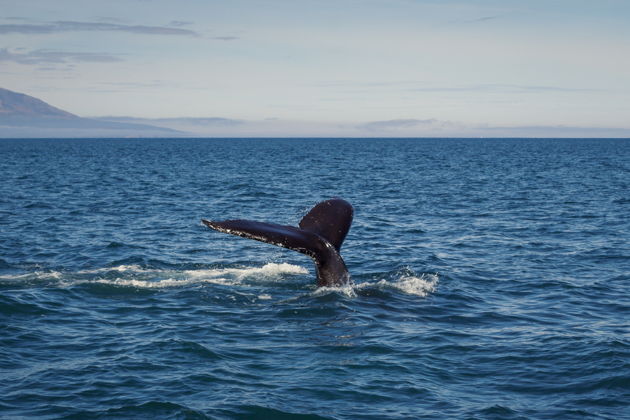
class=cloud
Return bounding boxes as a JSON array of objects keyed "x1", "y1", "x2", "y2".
[
  {"x1": 212, "y1": 36, "x2": 239, "y2": 41},
  {"x1": 93, "y1": 16, "x2": 127, "y2": 24},
  {"x1": 153, "y1": 117, "x2": 243, "y2": 126},
  {"x1": 358, "y1": 117, "x2": 630, "y2": 137},
  {"x1": 108, "y1": 117, "x2": 243, "y2": 126},
  {"x1": 94, "y1": 117, "x2": 244, "y2": 134},
  {"x1": 0, "y1": 20, "x2": 199, "y2": 36},
  {"x1": 460, "y1": 15, "x2": 501, "y2": 23},
  {"x1": 313, "y1": 80, "x2": 425, "y2": 88},
  {"x1": 476, "y1": 125, "x2": 630, "y2": 137},
  {"x1": 96, "y1": 81, "x2": 167, "y2": 89},
  {"x1": 313, "y1": 81, "x2": 598, "y2": 94},
  {"x1": 81, "y1": 116, "x2": 630, "y2": 138},
  {"x1": 0, "y1": 48, "x2": 122, "y2": 65},
  {"x1": 410, "y1": 84, "x2": 599, "y2": 93},
  {"x1": 360, "y1": 118, "x2": 444, "y2": 131},
  {"x1": 446, "y1": 13, "x2": 507, "y2": 25},
  {"x1": 0, "y1": 23, "x2": 52, "y2": 34},
  {"x1": 506, "y1": 85, "x2": 600, "y2": 93},
  {"x1": 169, "y1": 20, "x2": 193, "y2": 27}
]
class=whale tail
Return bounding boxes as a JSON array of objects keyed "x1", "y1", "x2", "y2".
[
  {"x1": 298, "y1": 198, "x2": 353, "y2": 250},
  {"x1": 202, "y1": 198, "x2": 353, "y2": 286}
]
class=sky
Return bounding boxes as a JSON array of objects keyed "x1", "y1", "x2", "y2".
[{"x1": 1, "y1": 0, "x2": 630, "y2": 137}]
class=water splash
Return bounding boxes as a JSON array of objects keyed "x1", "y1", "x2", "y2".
[
  {"x1": 0, "y1": 263, "x2": 436, "y2": 298},
  {"x1": 0, "y1": 263, "x2": 309, "y2": 289},
  {"x1": 313, "y1": 272, "x2": 438, "y2": 298},
  {"x1": 368, "y1": 273, "x2": 439, "y2": 297}
]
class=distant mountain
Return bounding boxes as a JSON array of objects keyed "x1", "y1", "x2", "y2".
[
  {"x1": 0, "y1": 87, "x2": 184, "y2": 138},
  {"x1": 0, "y1": 87, "x2": 77, "y2": 118}
]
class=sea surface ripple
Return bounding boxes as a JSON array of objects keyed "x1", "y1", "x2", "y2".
[{"x1": 1, "y1": 138, "x2": 629, "y2": 419}]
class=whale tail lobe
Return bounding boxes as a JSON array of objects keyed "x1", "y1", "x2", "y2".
[
  {"x1": 202, "y1": 198, "x2": 353, "y2": 286},
  {"x1": 298, "y1": 198, "x2": 353, "y2": 250}
]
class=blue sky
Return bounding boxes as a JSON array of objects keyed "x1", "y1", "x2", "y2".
[{"x1": 1, "y1": 0, "x2": 629, "y2": 136}]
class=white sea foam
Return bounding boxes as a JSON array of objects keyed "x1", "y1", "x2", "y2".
[
  {"x1": 313, "y1": 284, "x2": 358, "y2": 298},
  {"x1": 1, "y1": 263, "x2": 436, "y2": 297},
  {"x1": 0, "y1": 271, "x2": 63, "y2": 280},
  {"x1": 76, "y1": 264, "x2": 150, "y2": 274},
  {"x1": 80, "y1": 263, "x2": 307, "y2": 289},
  {"x1": 184, "y1": 262, "x2": 308, "y2": 281},
  {"x1": 313, "y1": 273, "x2": 438, "y2": 298},
  {"x1": 0, "y1": 272, "x2": 32, "y2": 280},
  {"x1": 91, "y1": 276, "x2": 235, "y2": 288},
  {"x1": 372, "y1": 273, "x2": 438, "y2": 297},
  {"x1": 0, "y1": 262, "x2": 308, "y2": 290}
]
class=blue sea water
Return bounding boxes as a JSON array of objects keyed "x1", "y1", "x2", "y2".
[{"x1": 0, "y1": 138, "x2": 629, "y2": 419}]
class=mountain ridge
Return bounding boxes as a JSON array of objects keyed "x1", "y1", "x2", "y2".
[
  {"x1": 0, "y1": 87, "x2": 184, "y2": 137},
  {"x1": 0, "y1": 88, "x2": 77, "y2": 118}
]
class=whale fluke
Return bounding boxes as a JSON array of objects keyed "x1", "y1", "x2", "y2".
[
  {"x1": 298, "y1": 198, "x2": 353, "y2": 251},
  {"x1": 202, "y1": 198, "x2": 353, "y2": 287}
]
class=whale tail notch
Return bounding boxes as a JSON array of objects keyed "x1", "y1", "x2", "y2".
[{"x1": 202, "y1": 198, "x2": 353, "y2": 286}]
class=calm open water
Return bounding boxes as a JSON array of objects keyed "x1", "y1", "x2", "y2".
[{"x1": 1, "y1": 138, "x2": 629, "y2": 419}]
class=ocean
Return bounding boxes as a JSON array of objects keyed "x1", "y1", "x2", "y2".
[{"x1": 1, "y1": 138, "x2": 628, "y2": 419}]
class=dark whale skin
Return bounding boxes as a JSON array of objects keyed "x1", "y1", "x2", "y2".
[{"x1": 202, "y1": 198, "x2": 353, "y2": 287}]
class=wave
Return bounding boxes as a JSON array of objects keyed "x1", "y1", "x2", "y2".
[
  {"x1": 371, "y1": 273, "x2": 439, "y2": 296},
  {"x1": 86, "y1": 263, "x2": 309, "y2": 289},
  {"x1": 314, "y1": 272, "x2": 438, "y2": 298},
  {"x1": 0, "y1": 263, "x2": 308, "y2": 288},
  {"x1": 0, "y1": 270, "x2": 63, "y2": 281},
  {"x1": 0, "y1": 263, "x2": 437, "y2": 298}
]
